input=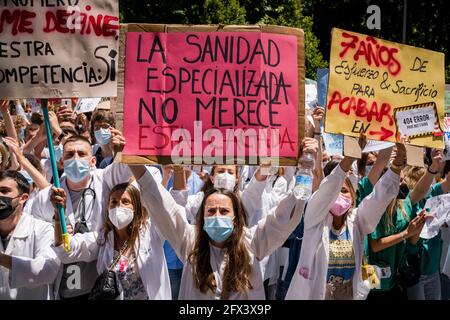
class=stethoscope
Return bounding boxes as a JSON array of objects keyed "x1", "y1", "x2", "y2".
[{"x1": 75, "y1": 179, "x2": 96, "y2": 226}]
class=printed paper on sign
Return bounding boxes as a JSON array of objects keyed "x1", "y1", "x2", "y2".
[
  {"x1": 394, "y1": 102, "x2": 442, "y2": 139},
  {"x1": 75, "y1": 98, "x2": 102, "y2": 114}
]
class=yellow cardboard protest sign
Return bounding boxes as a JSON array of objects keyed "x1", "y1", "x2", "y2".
[{"x1": 325, "y1": 28, "x2": 445, "y2": 148}]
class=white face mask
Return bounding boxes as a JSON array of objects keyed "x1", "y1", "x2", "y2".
[
  {"x1": 108, "y1": 207, "x2": 134, "y2": 230},
  {"x1": 213, "y1": 172, "x2": 236, "y2": 191}
]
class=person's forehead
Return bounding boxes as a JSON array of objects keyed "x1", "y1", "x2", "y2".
[
  {"x1": 110, "y1": 188, "x2": 128, "y2": 199},
  {"x1": 0, "y1": 177, "x2": 18, "y2": 190},
  {"x1": 205, "y1": 194, "x2": 233, "y2": 207},
  {"x1": 216, "y1": 165, "x2": 235, "y2": 171},
  {"x1": 64, "y1": 140, "x2": 91, "y2": 152}
]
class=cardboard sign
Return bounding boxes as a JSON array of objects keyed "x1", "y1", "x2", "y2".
[
  {"x1": 0, "y1": 1, "x2": 118, "y2": 99},
  {"x1": 325, "y1": 28, "x2": 445, "y2": 149},
  {"x1": 324, "y1": 133, "x2": 393, "y2": 157},
  {"x1": 75, "y1": 98, "x2": 101, "y2": 114},
  {"x1": 117, "y1": 24, "x2": 305, "y2": 165}
]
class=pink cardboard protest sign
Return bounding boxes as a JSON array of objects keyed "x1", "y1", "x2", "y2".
[{"x1": 120, "y1": 25, "x2": 303, "y2": 165}]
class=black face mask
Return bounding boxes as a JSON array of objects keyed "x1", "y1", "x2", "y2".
[
  {"x1": 0, "y1": 195, "x2": 19, "y2": 221},
  {"x1": 397, "y1": 184, "x2": 409, "y2": 200}
]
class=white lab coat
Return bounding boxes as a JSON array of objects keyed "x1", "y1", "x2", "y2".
[
  {"x1": 136, "y1": 169, "x2": 305, "y2": 300},
  {"x1": 286, "y1": 165, "x2": 399, "y2": 300},
  {"x1": 52, "y1": 220, "x2": 171, "y2": 300},
  {"x1": 0, "y1": 214, "x2": 60, "y2": 300},
  {"x1": 30, "y1": 163, "x2": 132, "y2": 298}
]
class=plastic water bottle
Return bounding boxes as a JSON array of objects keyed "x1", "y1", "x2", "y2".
[{"x1": 293, "y1": 153, "x2": 315, "y2": 200}]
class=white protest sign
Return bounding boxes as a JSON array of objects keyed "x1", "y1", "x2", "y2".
[
  {"x1": 305, "y1": 83, "x2": 318, "y2": 109},
  {"x1": 363, "y1": 140, "x2": 395, "y2": 153},
  {"x1": 395, "y1": 103, "x2": 438, "y2": 139},
  {"x1": 421, "y1": 194, "x2": 450, "y2": 239},
  {"x1": 75, "y1": 98, "x2": 101, "y2": 114},
  {"x1": 0, "y1": 1, "x2": 118, "y2": 99}
]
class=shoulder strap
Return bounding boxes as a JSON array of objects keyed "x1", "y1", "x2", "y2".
[{"x1": 108, "y1": 240, "x2": 128, "y2": 271}]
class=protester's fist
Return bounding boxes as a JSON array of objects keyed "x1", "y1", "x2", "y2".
[
  {"x1": 429, "y1": 148, "x2": 443, "y2": 173},
  {"x1": 56, "y1": 105, "x2": 76, "y2": 125},
  {"x1": 51, "y1": 187, "x2": 67, "y2": 211},
  {"x1": 302, "y1": 137, "x2": 319, "y2": 156},
  {"x1": 110, "y1": 128, "x2": 125, "y2": 152},
  {"x1": 0, "y1": 100, "x2": 9, "y2": 113},
  {"x1": 48, "y1": 111, "x2": 62, "y2": 135},
  {"x1": 312, "y1": 106, "x2": 325, "y2": 128}
]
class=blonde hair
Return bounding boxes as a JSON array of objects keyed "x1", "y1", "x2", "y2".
[
  {"x1": 383, "y1": 199, "x2": 409, "y2": 233},
  {"x1": 403, "y1": 166, "x2": 426, "y2": 190}
]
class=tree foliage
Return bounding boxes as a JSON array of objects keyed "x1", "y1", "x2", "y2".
[
  {"x1": 120, "y1": 0, "x2": 450, "y2": 82},
  {"x1": 119, "y1": 0, "x2": 326, "y2": 79}
]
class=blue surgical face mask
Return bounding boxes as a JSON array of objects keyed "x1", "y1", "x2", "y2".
[
  {"x1": 18, "y1": 128, "x2": 25, "y2": 140},
  {"x1": 44, "y1": 144, "x2": 63, "y2": 162},
  {"x1": 64, "y1": 158, "x2": 91, "y2": 183},
  {"x1": 94, "y1": 128, "x2": 111, "y2": 145},
  {"x1": 19, "y1": 170, "x2": 33, "y2": 186},
  {"x1": 54, "y1": 144, "x2": 63, "y2": 162},
  {"x1": 203, "y1": 216, "x2": 234, "y2": 243}
]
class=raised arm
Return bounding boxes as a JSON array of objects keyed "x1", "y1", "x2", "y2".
[
  {"x1": 304, "y1": 162, "x2": 349, "y2": 230},
  {"x1": 367, "y1": 146, "x2": 394, "y2": 186},
  {"x1": 3, "y1": 137, "x2": 50, "y2": 190},
  {"x1": 409, "y1": 148, "x2": 442, "y2": 205},
  {"x1": 0, "y1": 100, "x2": 19, "y2": 141},
  {"x1": 312, "y1": 107, "x2": 325, "y2": 191}
]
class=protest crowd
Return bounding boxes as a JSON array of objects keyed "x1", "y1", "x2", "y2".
[
  {"x1": 1, "y1": 0, "x2": 450, "y2": 303},
  {"x1": 1, "y1": 96, "x2": 450, "y2": 301}
]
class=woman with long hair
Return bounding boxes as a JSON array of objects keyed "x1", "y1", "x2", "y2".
[
  {"x1": 127, "y1": 139, "x2": 317, "y2": 299},
  {"x1": 286, "y1": 142, "x2": 405, "y2": 300},
  {"x1": 51, "y1": 182, "x2": 171, "y2": 300}
]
